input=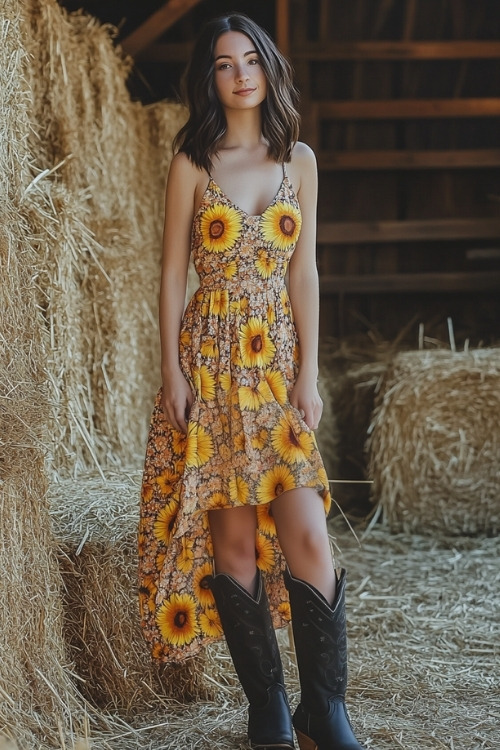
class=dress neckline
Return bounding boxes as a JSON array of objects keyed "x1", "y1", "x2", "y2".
[{"x1": 207, "y1": 171, "x2": 289, "y2": 220}]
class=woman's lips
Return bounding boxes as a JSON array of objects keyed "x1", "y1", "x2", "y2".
[{"x1": 234, "y1": 88, "x2": 256, "y2": 96}]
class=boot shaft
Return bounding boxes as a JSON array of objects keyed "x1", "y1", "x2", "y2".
[
  {"x1": 209, "y1": 570, "x2": 285, "y2": 702},
  {"x1": 285, "y1": 568, "x2": 348, "y2": 707}
]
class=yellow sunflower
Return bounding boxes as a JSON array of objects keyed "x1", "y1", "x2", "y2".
[
  {"x1": 192, "y1": 365, "x2": 216, "y2": 402},
  {"x1": 261, "y1": 201, "x2": 302, "y2": 250},
  {"x1": 138, "y1": 531, "x2": 147, "y2": 556},
  {"x1": 185, "y1": 423, "x2": 214, "y2": 468},
  {"x1": 271, "y1": 416, "x2": 314, "y2": 464},
  {"x1": 219, "y1": 371, "x2": 231, "y2": 392},
  {"x1": 172, "y1": 431, "x2": 186, "y2": 455},
  {"x1": 209, "y1": 290, "x2": 229, "y2": 318},
  {"x1": 231, "y1": 342, "x2": 243, "y2": 368},
  {"x1": 265, "y1": 369, "x2": 287, "y2": 404},
  {"x1": 138, "y1": 575, "x2": 157, "y2": 617},
  {"x1": 280, "y1": 287, "x2": 292, "y2": 317},
  {"x1": 256, "y1": 464, "x2": 296, "y2": 503},
  {"x1": 256, "y1": 502, "x2": 276, "y2": 535},
  {"x1": 323, "y1": 490, "x2": 332, "y2": 516},
  {"x1": 255, "y1": 532, "x2": 275, "y2": 572},
  {"x1": 267, "y1": 303, "x2": 276, "y2": 325},
  {"x1": 238, "y1": 382, "x2": 273, "y2": 411},
  {"x1": 177, "y1": 537, "x2": 194, "y2": 574},
  {"x1": 255, "y1": 249, "x2": 277, "y2": 279},
  {"x1": 234, "y1": 432, "x2": 246, "y2": 452},
  {"x1": 239, "y1": 317, "x2": 276, "y2": 368},
  {"x1": 224, "y1": 260, "x2": 238, "y2": 280},
  {"x1": 229, "y1": 475, "x2": 250, "y2": 505},
  {"x1": 193, "y1": 562, "x2": 215, "y2": 607},
  {"x1": 156, "y1": 551, "x2": 166, "y2": 571},
  {"x1": 179, "y1": 329, "x2": 192, "y2": 348},
  {"x1": 251, "y1": 428, "x2": 268, "y2": 450},
  {"x1": 156, "y1": 593, "x2": 199, "y2": 647},
  {"x1": 200, "y1": 203, "x2": 242, "y2": 253},
  {"x1": 200, "y1": 607, "x2": 223, "y2": 638},
  {"x1": 152, "y1": 641, "x2": 166, "y2": 660},
  {"x1": 153, "y1": 501, "x2": 178, "y2": 544},
  {"x1": 278, "y1": 601, "x2": 291, "y2": 620},
  {"x1": 200, "y1": 337, "x2": 219, "y2": 358},
  {"x1": 155, "y1": 469, "x2": 179, "y2": 495},
  {"x1": 207, "y1": 491, "x2": 228, "y2": 510},
  {"x1": 141, "y1": 482, "x2": 153, "y2": 503}
]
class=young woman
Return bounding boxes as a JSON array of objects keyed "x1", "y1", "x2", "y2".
[{"x1": 138, "y1": 13, "x2": 365, "y2": 750}]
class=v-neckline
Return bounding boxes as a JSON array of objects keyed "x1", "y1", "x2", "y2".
[{"x1": 208, "y1": 174, "x2": 287, "y2": 219}]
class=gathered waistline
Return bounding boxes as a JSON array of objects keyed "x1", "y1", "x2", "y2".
[{"x1": 195, "y1": 282, "x2": 287, "y2": 296}]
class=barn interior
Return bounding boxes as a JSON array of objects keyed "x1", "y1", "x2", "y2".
[{"x1": 0, "y1": 1, "x2": 498, "y2": 749}]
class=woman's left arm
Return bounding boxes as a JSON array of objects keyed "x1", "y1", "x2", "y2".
[{"x1": 287, "y1": 143, "x2": 323, "y2": 431}]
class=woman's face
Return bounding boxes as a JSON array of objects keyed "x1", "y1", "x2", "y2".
[{"x1": 213, "y1": 31, "x2": 267, "y2": 110}]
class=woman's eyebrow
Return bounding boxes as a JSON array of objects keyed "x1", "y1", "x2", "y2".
[{"x1": 215, "y1": 50, "x2": 258, "y2": 61}]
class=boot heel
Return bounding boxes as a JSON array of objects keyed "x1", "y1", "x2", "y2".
[{"x1": 295, "y1": 729, "x2": 317, "y2": 750}]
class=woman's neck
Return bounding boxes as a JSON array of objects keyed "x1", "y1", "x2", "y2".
[{"x1": 220, "y1": 108, "x2": 264, "y2": 150}]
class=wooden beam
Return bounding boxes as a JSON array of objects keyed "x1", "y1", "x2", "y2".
[
  {"x1": 318, "y1": 149, "x2": 500, "y2": 170},
  {"x1": 121, "y1": 0, "x2": 204, "y2": 57},
  {"x1": 294, "y1": 41, "x2": 500, "y2": 60},
  {"x1": 320, "y1": 271, "x2": 500, "y2": 294},
  {"x1": 316, "y1": 98, "x2": 500, "y2": 120},
  {"x1": 317, "y1": 218, "x2": 500, "y2": 245},
  {"x1": 136, "y1": 41, "x2": 193, "y2": 62},
  {"x1": 276, "y1": 0, "x2": 290, "y2": 58}
]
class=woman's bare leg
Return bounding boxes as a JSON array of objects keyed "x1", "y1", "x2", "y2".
[
  {"x1": 208, "y1": 505, "x2": 258, "y2": 594},
  {"x1": 272, "y1": 488, "x2": 336, "y2": 603}
]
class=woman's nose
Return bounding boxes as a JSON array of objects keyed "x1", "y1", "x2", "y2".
[{"x1": 235, "y1": 65, "x2": 249, "y2": 82}]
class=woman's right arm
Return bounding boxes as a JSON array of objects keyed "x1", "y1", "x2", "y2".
[{"x1": 159, "y1": 152, "x2": 198, "y2": 433}]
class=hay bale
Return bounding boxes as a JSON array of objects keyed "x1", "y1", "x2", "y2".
[
  {"x1": 368, "y1": 349, "x2": 500, "y2": 534},
  {"x1": 50, "y1": 471, "x2": 210, "y2": 714},
  {"x1": 24, "y1": 0, "x2": 186, "y2": 477},
  {"x1": 0, "y1": 5, "x2": 81, "y2": 748}
]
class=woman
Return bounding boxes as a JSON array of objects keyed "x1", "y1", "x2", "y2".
[{"x1": 138, "y1": 13, "x2": 365, "y2": 750}]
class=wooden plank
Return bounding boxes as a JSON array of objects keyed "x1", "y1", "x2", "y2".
[
  {"x1": 121, "y1": 0, "x2": 203, "y2": 57},
  {"x1": 294, "y1": 41, "x2": 500, "y2": 60},
  {"x1": 318, "y1": 149, "x2": 500, "y2": 170},
  {"x1": 316, "y1": 98, "x2": 500, "y2": 120},
  {"x1": 276, "y1": 0, "x2": 291, "y2": 57},
  {"x1": 136, "y1": 41, "x2": 193, "y2": 62},
  {"x1": 317, "y1": 218, "x2": 500, "y2": 244},
  {"x1": 320, "y1": 271, "x2": 500, "y2": 294}
]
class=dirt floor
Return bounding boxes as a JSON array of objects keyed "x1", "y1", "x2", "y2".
[{"x1": 88, "y1": 519, "x2": 499, "y2": 750}]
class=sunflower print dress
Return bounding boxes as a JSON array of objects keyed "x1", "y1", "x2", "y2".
[{"x1": 139, "y1": 166, "x2": 331, "y2": 662}]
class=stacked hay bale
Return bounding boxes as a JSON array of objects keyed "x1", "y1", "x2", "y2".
[
  {"x1": 318, "y1": 339, "x2": 393, "y2": 514},
  {"x1": 22, "y1": 0, "x2": 199, "y2": 718},
  {"x1": 1, "y1": 0, "x2": 205, "y2": 743},
  {"x1": 368, "y1": 349, "x2": 500, "y2": 535},
  {"x1": 50, "y1": 472, "x2": 210, "y2": 712},
  {"x1": 25, "y1": 0, "x2": 186, "y2": 476},
  {"x1": 0, "y1": 4, "x2": 82, "y2": 747}
]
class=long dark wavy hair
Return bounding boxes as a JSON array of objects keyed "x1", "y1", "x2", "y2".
[{"x1": 173, "y1": 13, "x2": 300, "y2": 173}]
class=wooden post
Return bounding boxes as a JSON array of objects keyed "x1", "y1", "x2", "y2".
[{"x1": 276, "y1": 0, "x2": 290, "y2": 57}]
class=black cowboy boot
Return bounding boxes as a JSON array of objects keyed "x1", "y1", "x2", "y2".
[
  {"x1": 284, "y1": 568, "x2": 364, "y2": 750},
  {"x1": 209, "y1": 570, "x2": 294, "y2": 749}
]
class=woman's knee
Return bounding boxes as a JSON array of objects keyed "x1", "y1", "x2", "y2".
[
  {"x1": 208, "y1": 507, "x2": 257, "y2": 576},
  {"x1": 292, "y1": 525, "x2": 331, "y2": 566}
]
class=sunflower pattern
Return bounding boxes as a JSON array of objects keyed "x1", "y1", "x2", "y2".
[{"x1": 139, "y1": 166, "x2": 332, "y2": 663}]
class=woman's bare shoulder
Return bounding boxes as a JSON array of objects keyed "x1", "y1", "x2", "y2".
[{"x1": 288, "y1": 141, "x2": 317, "y2": 192}]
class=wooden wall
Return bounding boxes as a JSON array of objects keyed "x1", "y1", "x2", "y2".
[{"x1": 289, "y1": 0, "x2": 500, "y2": 343}]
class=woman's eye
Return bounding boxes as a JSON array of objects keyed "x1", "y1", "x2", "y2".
[
  {"x1": 248, "y1": 58, "x2": 260, "y2": 65},
  {"x1": 217, "y1": 63, "x2": 231, "y2": 70}
]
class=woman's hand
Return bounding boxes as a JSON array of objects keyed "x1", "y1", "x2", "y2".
[
  {"x1": 161, "y1": 369, "x2": 194, "y2": 434},
  {"x1": 289, "y1": 372, "x2": 323, "y2": 431}
]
